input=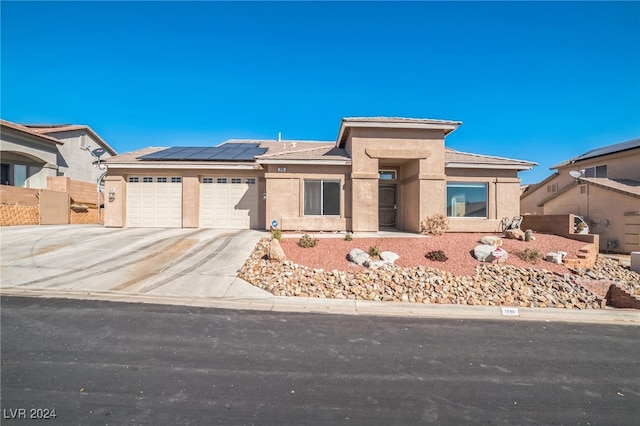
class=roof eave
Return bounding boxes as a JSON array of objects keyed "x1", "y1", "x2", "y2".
[
  {"x1": 445, "y1": 162, "x2": 535, "y2": 171},
  {"x1": 257, "y1": 159, "x2": 352, "y2": 166},
  {"x1": 106, "y1": 162, "x2": 260, "y2": 170},
  {"x1": 337, "y1": 119, "x2": 462, "y2": 147}
]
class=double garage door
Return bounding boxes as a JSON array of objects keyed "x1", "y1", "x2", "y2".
[{"x1": 126, "y1": 176, "x2": 257, "y2": 228}]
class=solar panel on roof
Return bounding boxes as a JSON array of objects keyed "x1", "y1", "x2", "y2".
[{"x1": 138, "y1": 144, "x2": 267, "y2": 161}]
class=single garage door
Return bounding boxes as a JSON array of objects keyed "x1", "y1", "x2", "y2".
[
  {"x1": 200, "y1": 177, "x2": 258, "y2": 228},
  {"x1": 127, "y1": 176, "x2": 182, "y2": 227}
]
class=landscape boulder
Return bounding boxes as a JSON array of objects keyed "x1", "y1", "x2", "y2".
[
  {"x1": 504, "y1": 229, "x2": 526, "y2": 241},
  {"x1": 380, "y1": 251, "x2": 400, "y2": 263},
  {"x1": 347, "y1": 248, "x2": 370, "y2": 266},
  {"x1": 364, "y1": 259, "x2": 387, "y2": 269},
  {"x1": 480, "y1": 236, "x2": 503, "y2": 246},
  {"x1": 268, "y1": 238, "x2": 287, "y2": 263},
  {"x1": 474, "y1": 245, "x2": 508, "y2": 263}
]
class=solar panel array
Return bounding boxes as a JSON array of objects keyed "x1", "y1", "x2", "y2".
[{"x1": 139, "y1": 143, "x2": 268, "y2": 162}]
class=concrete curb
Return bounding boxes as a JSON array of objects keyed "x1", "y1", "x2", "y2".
[{"x1": 2, "y1": 287, "x2": 638, "y2": 326}]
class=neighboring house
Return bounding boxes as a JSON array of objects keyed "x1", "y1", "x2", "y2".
[
  {"x1": 521, "y1": 138, "x2": 640, "y2": 253},
  {"x1": 0, "y1": 119, "x2": 117, "y2": 188},
  {"x1": 104, "y1": 117, "x2": 535, "y2": 233}
]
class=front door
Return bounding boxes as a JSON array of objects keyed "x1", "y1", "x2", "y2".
[{"x1": 378, "y1": 184, "x2": 397, "y2": 228}]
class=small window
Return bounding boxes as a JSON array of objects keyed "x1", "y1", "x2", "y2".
[
  {"x1": 202, "y1": 177, "x2": 213, "y2": 184},
  {"x1": 171, "y1": 177, "x2": 182, "y2": 183},
  {"x1": 143, "y1": 177, "x2": 153, "y2": 183},
  {"x1": 231, "y1": 178, "x2": 242, "y2": 184},
  {"x1": 129, "y1": 177, "x2": 139, "y2": 183},
  {"x1": 447, "y1": 182, "x2": 488, "y2": 218},
  {"x1": 580, "y1": 185, "x2": 587, "y2": 194},
  {"x1": 217, "y1": 178, "x2": 227, "y2": 184},
  {"x1": 157, "y1": 177, "x2": 167, "y2": 183},
  {"x1": 379, "y1": 170, "x2": 397, "y2": 180},
  {"x1": 246, "y1": 178, "x2": 256, "y2": 185},
  {"x1": 547, "y1": 183, "x2": 557, "y2": 193}
]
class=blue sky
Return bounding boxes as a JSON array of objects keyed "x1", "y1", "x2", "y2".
[{"x1": 2, "y1": 1, "x2": 638, "y2": 184}]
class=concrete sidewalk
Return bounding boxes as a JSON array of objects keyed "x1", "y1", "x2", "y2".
[{"x1": 1, "y1": 225, "x2": 638, "y2": 325}]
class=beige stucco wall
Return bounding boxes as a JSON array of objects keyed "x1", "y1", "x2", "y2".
[
  {"x1": 104, "y1": 175, "x2": 126, "y2": 227},
  {"x1": 347, "y1": 127, "x2": 448, "y2": 232},
  {"x1": 50, "y1": 130, "x2": 114, "y2": 184},
  {"x1": 543, "y1": 182, "x2": 640, "y2": 252},
  {"x1": 264, "y1": 164, "x2": 351, "y2": 231}
]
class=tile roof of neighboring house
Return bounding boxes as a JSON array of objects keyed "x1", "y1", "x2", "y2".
[
  {"x1": 253, "y1": 140, "x2": 350, "y2": 163},
  {"x1": 0, "y1": 119, "x2": 64, "y2": 145},
  {"x1": 581, "y1": 177, "x2": 640, "y2": 198},
  {"x1": 24, "y1": 124, "x2": 118, "y2": 155},
  {"x1": 445, "y1": 148, "x2": 536, "y2": 170},
  {"x1": 537, "y1": 177, "x2": 640, "y2": 207},
  {"x1": 552, "y1": 138, "x2": 640, "y2": 169},
  {"x1": 106, "y1": 147, "x2": 166, "y2": 164}
]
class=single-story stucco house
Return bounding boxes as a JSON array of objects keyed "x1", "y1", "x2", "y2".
[{"x1": 104, "y1": 117, "x2": 535, "y2": 233}]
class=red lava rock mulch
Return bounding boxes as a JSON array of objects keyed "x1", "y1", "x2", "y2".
[{"x1": 280, "y1": 233, "x2": 587, "y2": 276}]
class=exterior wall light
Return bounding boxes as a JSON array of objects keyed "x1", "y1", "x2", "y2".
[{"x1": 108, "y1": 188, "x2": 116, "y2": 202}]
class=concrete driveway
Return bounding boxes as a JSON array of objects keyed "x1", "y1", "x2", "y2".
[{"x1": 0, "y1": 225, "x2": 269, "y2": 298}]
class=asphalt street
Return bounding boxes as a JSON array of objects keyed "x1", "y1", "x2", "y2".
[{"x1": 1, "y1": 296, "x2": 639, "y2": 425}]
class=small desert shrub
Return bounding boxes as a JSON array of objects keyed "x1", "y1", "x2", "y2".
[
  {"x1": 297, "y1": 234, "x2": 318, "y2": 248},
  {"x1": 425, "y1": 250, "x2": 448, "y2": 262},
  {"x1": 368, "y1": 245, "x2": 381, "y2": 257},
  {"x1": 344, "y1": 232, "x2": 353, "y2": 241},
  {"x1": 420, "y1": 214, "x2": 449, "y2": 235},
  {"x1": 271, "y1": 228, "x2": 282, "y2": 241},
  {"x1": 516, "y1": 248, "x2": 542, "y2": 264}
]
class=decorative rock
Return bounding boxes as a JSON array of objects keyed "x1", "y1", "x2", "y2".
[
  {"x1": 504, "y1": 229, "x2": 526, "y2": 241},
  {"x1": 480, "y1": 236, "x2": 503, "y2": 246},
  {"x1": 473, "y1": 245, "x2": 495, "y2": 262},
  {"x1": 546, "y1": 252, "x2": 562, "y2": 264},
  {"x1": 380, "y1": 251, "x2": 400, "y2": 263},
  {"x1": 347, "y1": 248, "x2": 370, "y2": 266},
  {"x1": 365, "y1": 259, "x2": 387, "y2": 269},
  {"x1": 268, "y1": 238, "x2": 286, "y2": 263}
]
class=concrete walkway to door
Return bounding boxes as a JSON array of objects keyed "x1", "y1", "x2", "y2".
[{"x1": 0, "y1": 225, "x2": 268, "y2": 299}]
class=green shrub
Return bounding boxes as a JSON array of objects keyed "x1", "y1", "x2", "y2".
[
  {"x1": 271, "y1": 228, "x2": 282, "y2": 241},
  {"x1": 297, "y1": 234, "x2": 318, "y2": 248},
  {"x1": 516, "y1": 248, "x2": 541, "y2": 264},
  {"x1": 368, "y1": 245, "x2": 381, "y2": 257},
  {"x1": 344, "y1": 232, "x2": 353, "y2": 241},
  {"x1": 425, "y1": 250, "x2": 448, "y2": 262}
]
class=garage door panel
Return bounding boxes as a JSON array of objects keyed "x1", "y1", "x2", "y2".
[
  {"x1": 200, "y1": 178, "x2": 258, "y2": 229},
  {"x1": 127, "y1": 180, "x2": 182, "y2": 228}
]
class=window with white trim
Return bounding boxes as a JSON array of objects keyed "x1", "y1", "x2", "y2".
[
  {"x1": 304, "y1": 180, "x2": 340, "y2": 216},
  {"x1": 171, "y1": 177, "x2": 182, "y2": 183},
  {"x1": 129, "y1": 177, "x2": 139, "y2": 183},
  {"x1": 217, "y1": 178, "x2": 227, "y2": 184},
  {"x1": 447, "y1": 182, "x2": 488, "y2": 218},
  {"x1": 157, "y1": 177, "x2": 167, "y2": 183},
  {"x1": 143, "y1": 177, "x2": 153, "y2": 183},
  {"x1": 231, "y1": 178, "x2": 242, "y2": 184},
  {"x1": 202, "y1": 177, "x2": 213, "y2": 184}
]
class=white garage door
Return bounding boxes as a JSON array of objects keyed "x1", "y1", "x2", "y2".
[
  {"x1": 200, "y1": 177, "x2": 258, "y2": 229},
  {"x1": 127, "y1": 176, "x2": 182, "y2": 227}
]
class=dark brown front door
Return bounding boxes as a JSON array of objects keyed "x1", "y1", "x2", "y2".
[{"x1": 378, "y1": 184, "x2": 397, "y2": 228}]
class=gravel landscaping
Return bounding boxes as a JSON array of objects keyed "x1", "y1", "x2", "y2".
[{"x1": 239, "y1": 234, "x2": 640, "y2": 310}]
